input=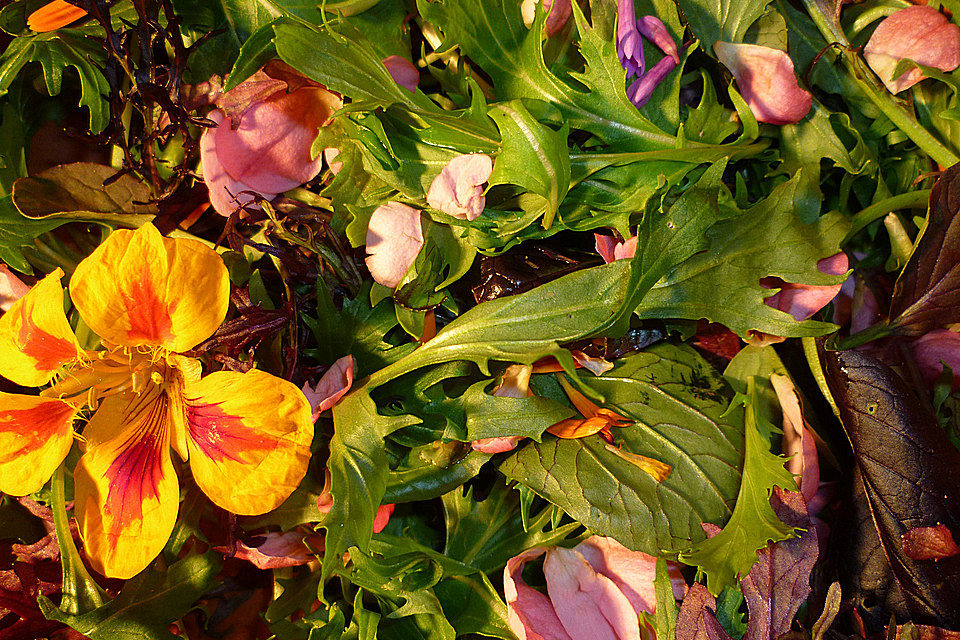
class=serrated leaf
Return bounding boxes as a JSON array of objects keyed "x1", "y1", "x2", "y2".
[
  {"x1": 676, "y1": 0, "x2": 772, "y2": 53},
  {"x1": 638, "y1": 172, "x2": 849, "y2": 338},
  {"x1": 679, "y1": 378, "x2": 797, "y2": 595},
  {"x1": 39, "y1": 554, "x2": 221, "y2": 640},
  {"x1": 0, "y1": 30, "x2": 110, "y2": 132},
  {"x1": 889, "y1": 163, "x2": 960, "y2": 335},
  {"x1": 501, "y1": 344, "x2": 744, "y2": 557},
  {"x1": 488, "y1": 100, "x2": 571, "y2": 228}
]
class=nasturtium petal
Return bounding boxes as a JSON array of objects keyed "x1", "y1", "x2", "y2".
[
  {"x1": 69, "y1": 224, "x2": 229, "y2": 353},
  {"x1": 0, "y1": 393, "x2": 78, "y2": 495},
  {"x1": 0, "y1": 268, "x2": 84, "y2": 387},
  {"x1": 181, "y1": 369, "x2": 313, "y2": 515},
  {"x1": 74, "y1": 388, "x2": 179, "y2": 579}
]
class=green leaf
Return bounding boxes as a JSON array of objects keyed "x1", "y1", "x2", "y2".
[
  {"x1": 676, "y1": 0, "x2": 772, "y2": 53},
  {"x1": 500, "y1": 344, "x2": 744, "y2": 557},
  {"x1": 488, "y1": 100, "x2": 571, "y2": 228},
  {"x1": 637, "y1": 172, "x2": 849, "y2": 338},
  {"x1": 443, "y1": 481, "x2": 578, "y2": 574},
  {"x1": 650, "y1": 558, "x2": 680, "y2": 640},
  {"x1": 679, "y1": 377, "x2": 797, "y2": 595},
  {"x1": 40, "y1": 554, "x2": 221, "y2": 640},
  {"x1": 0, "y1": 30, "x2": 110, "y2": 132}
]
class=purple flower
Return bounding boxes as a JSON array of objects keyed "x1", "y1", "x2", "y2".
[
  {"x1": 617, "y1": 0, "x2": 644, "y2": 78},
  {"x1": 616, "y1": 2, "x2": 681, "y2": 107}
]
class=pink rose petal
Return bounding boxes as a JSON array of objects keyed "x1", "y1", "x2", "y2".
[
  {"x1": 471, "y1": 435, "x2": 524, "y2": 453},
  {"x1": 545, "y1": 546, "x2": 642, "y2": 640},
  {"x1": 427, "y1": 153, "x2": 494, "y2": 221},
  {"x1": 214, "y1": 87, "x2": 339, "y2": 194},
  {"x1": 200, "y1": 110, "x2": 276, "y2": 216},
  {"x1": 373, "y1": 503, "x2": 395, "y2": 533},
  {"x1": 864, "y1": 5, "x2": 960, "y2": 94},
  {"x1": 0, "y1": 264, "x2": 30, "y2": 312},
  {"x1": 382, "y1": 55, "x2": 420, "y2": 92},
  {"x1": 771, "y1": 373, "x2": 821, "y2": 509},
  {"x1": 218, "y1": 530, "x2": 321, "y2": 569},
  {"x1": 505, "y1": 547, "x2": 576, "y2": 640},
  {"x1": 766, "y1": 252, "x2": 848, "y2": 322},
  {"x1": 713, "y1": 42, "x2": 813, "y2": 125},
  {"x1": 301, "y1": 355, "x2": 355, "y2": 421},
  {"x1": 575, "y1": 536, "x2": 686, "y2": 617},
  {"x1": 594, "y1": 234, "x2": 638, "y2": 263},
  {"x1": 365, "y1": 202, "x2": 424, "y2": 288}
]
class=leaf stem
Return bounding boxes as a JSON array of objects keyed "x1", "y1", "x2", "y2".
[
  {"x1": 830, "y1": 321, "x2": 894, "y2": 350},
  {"x1": 843, "y1": 189, "x2": 931, "y2": 244},
  {"x1": 51, "y1": 466, "x2": 106, "y2": 615},
  {"x1": 801, "y1": 0, "x2": 959, "y2": 168}
]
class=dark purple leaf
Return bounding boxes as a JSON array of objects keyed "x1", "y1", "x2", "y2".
[
  {"x1": 677, "y1": 584, "x2": 733, "y2": 640},
  {"x1": 822, "y1": 346, "x2": 960, "y2": 628},
  {"x1": 192, "y1": 286, "x2": 293, "y2": 358},
  {"x1": 890, "y1": 165, "x2": 960, "y2": 335},
  {"x1": 742, "y1": 490, "x2": 820, "y2": 640}
]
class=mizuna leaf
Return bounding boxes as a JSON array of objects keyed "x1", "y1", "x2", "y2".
[
  {"x1": 889, "y1": 163, "x2": 960, "y2": 335},
  {"x1": 821, "y1": 347, "x2": 960, "y2": 629},
  {"x1": 500, "y1": 345, "x2": 744, "y2": 558},
  {"x1": 675, "y1": 0, "x2": 772, "y2": 53},
  {"x1": 679, "y1": 378, "x2": 797, "y2": 595}
]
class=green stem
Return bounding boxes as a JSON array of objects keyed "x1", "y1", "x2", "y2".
[
  {"x1": 830, "y1": 321, "x2": 894, "y2": 350},
  {"x1": 801, "y1": 0, "x2": 959, "y2": 168},
  {"x1": 51, "y1": 466, "x2": 106, "y2": 615},
  {"x1": 843, "y1": 189, "x2": 931, "y2": 244},
  {"x1": 801, "y1": 337, "x2": 841, "y2": 421}
]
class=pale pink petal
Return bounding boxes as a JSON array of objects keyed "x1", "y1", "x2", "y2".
[
  {"x1": 382, "y1": 55, "x2": 420, "y2": 92},
  {"x1": 0, "y1": 264, "x2": 30, "y2": 312},
  {"x1": 545, "y1": 546, "x2": 641, "y2": 640},
  {"x1": 505, "y1": 547, "x2": 575, "y2": 640},
  {"x1": 324, "y1": 147, "x2": 343, "y2": 175},
  {"x1": 373, "y1": 503, "x2": 395, "y2": 533},
  {"x1": 911, "y1": 329, "x2": 960, "y2": 388},
  {"x1": 595, "y1": 234, "x2": 637, "y2": 263},
  {"x1": 771, "y1": 373, "x2": 820, "y2": 508},
  {"x1": 218, "y1": 531, "x2": 321, "y2": 569},
  {"x1": 365, "y1": 202, "x2": 424, "y2": 288},
  {"x1": 768, "y1": 253, "x2": 848, "y2": 321},
  {"x1": 214, "y1": 87, "x2": 339, "y2": 194},
  {"x1": 864, "y1": 5, "x2": 960, "y2": 93},
  {"x1": 543, "y1": 0, "x2": 572, "y2": 36},
  {"x1": 301, "y1": 355, "x2": 355, "y2": 421},
  {"x1": 200, "y1": 111, "x2": 276, "y2": 216},
  {"x1": 494, "y1": 364, "x2": 534, "y2": 398},
  {"x1": 713, "y1": 42, "x2": 813, "y2": 125},
  {"x1": 575, "y1": 536, "x2": 686, "y2": 618},
  {"x1": 472, "y1": 436, "x2": 524, "y2": 453},
  {"x1": 427, "y1": 153, "x2": 494, "y2": 221}
]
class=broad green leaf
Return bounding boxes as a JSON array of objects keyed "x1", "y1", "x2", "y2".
[
  {"x1": 638, "y1": 172, "x2": 849, "y2": 338},
  {"x1": 0, "y1": 30, "x2": 110, "y2": 132},
  {"x1": 488, "y1": 101, "x2": 571, "y2": 228},
  {"x1": 40, "y1": 554, "x2": 221, "y2": 640},
  {"x1": 676, "y1": 0, "x2": 772, "y2": 53},
  {"x1": 501, "y1": 344, "x2": 744, "y2": 557},
  {"x1": 679, "y1": 378, "x2": 797, "y2": 594}
]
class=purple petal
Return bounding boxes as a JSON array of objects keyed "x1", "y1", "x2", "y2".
[
  {"x1": 617, "y1": 0, "x2": 645, "y2": 78},
  {"x1": 637, "y1": 15, "x2": 679, "y2": 62},
  {"x1": 627, "y1": 56, "x2": 677, "y2": 107}
]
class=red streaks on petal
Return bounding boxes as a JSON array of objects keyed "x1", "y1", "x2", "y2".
[
  {"x1": 0, "y1": 401, "x2": 74, "y2": 461},
  {"x1": 186, "y1": 400, "x2": 276, "y2": 463},
  {"x1": 16, "y1": 307, "x2": 78, "y2": 373},
  {"x1": 123, "y1": 267, "x2": 175, "y2": 345},
  {"x1": 103, "y1": 393, "x2": 168, "y2": 547}
]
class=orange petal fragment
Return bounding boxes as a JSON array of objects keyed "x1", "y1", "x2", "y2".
[
  {"x1": 0, "y1": 392, "x2": 78, "y2": 495},
  {"x1": 69, "y1": 224, "x2": 229, "y2": 352},
  {"x1": 182, "y1": 369, "x2": 313, "y2": 515},
  {"x1": 0, "y1": 268, "x2": 83, "y2": 387},
  {"x1": 603, "y1": 442, "x2": 671, "y2": 482},
  {"x1": 74, "y1": 388, "x2": 179, "y2": 579},
  {"x1": 555, "y1": 374, "x2": 602, "y2": 418},
  {"x1": 27, "y1": 0, "x2": 87, "y2": 32}
]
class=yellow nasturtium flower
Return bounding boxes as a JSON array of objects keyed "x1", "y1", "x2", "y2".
[{"x1": 0, "y1": 224, "x2": 313, "y2": 579}]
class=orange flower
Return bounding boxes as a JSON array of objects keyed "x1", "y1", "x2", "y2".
[
  {"x1": 27, "y1": 0, "x2": 87, "y2": 32},
  {"x1": 0, "y1": 224, "x2": 313, "y2": 578}
]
